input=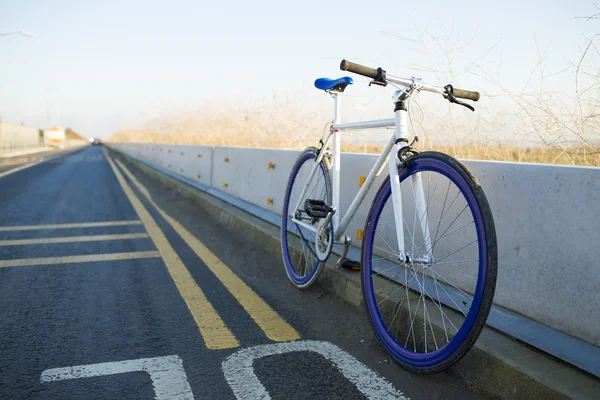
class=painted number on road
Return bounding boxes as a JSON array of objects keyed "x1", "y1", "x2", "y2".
[
  {"x1": 40, "y1": 355, "x2": 194, "y2": 400},
  {"x1": 222, "y1": 340, "x2": 407, "y2": 400},
  {"x1": 40, "y1": 341, "x2": 406, "y2": 399}
]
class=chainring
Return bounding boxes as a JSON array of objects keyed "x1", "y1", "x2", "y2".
[{"x1": 314, "y1": 216, "x2": 333, "y2": 262}]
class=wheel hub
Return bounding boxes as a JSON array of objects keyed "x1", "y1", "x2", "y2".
[{"x1": 399, "y1": 252, "x2": 434, "y2": 269}]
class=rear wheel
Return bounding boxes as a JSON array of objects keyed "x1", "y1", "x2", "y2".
[
  {"x1": 361, "y1": 151, "x2": 497, "y2": 373},
  {"x1": 281, "y1": 147, "x2": 332, "y2": 289}
]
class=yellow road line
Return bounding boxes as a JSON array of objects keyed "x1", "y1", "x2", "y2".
[
  {"x1": 0, "y1": 221, "x2": 142, "y2": 232},
  {"x1": 115, "y1": 158, "x2": 300, "y2": 342},
  {"x1": 104, "y1": 150, "x2": 239, "y2": 350},
  {"x1": 0, "y1": 251, "x2": 160, "y2": 268},
  {"x1": 0, "y1": 233, "x2": 149, "y2": 247}
]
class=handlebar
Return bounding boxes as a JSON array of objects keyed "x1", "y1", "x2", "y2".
[
  {"x1": 340, "y1": 59, "x2": 480, "y2": 102},
  {"x1": 340, "y1": 60, "x2": 384, "y2": 80}
]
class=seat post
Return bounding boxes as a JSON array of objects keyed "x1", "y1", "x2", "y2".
[{"x1": 332, "y1": 93, "x2": 341, "y2": 232}]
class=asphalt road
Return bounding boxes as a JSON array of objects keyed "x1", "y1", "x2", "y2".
[
  {"x1": 0, "y1": 148, "x2": 76, "y2": 175},
  {"x1": 0, "y1": 146, "x2": 486, "y2": 399}
]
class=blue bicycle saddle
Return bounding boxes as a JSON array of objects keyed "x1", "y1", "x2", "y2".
[{"x1": 314, "y1": 76, "x2": 353, "y2": 92}]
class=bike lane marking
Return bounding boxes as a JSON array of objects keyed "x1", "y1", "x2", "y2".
[
  {"x1": 0, "y1": 220, "x2": 143, "y2": 232},
  {"x1": 105, "y1": 150, "x2": 239, "y2": 350},
  {"x1": 222, "y1": 340, "x2": 408, "y2": 400},
  {"x1": 39, "y1": 341, "x2": 405, "y2": 400},
  {"x1": 115, "y1": 157, "x2": 300, "y2": 342},
  {"x1": 41, "y1": 355, "x2": 194, "y2": 400},
  {"x1": 0, "y1": 233, "x2": 148, "y2": 246},
  {"x1": 0, "y1": 251, "x2": 160, "y2": 268}
]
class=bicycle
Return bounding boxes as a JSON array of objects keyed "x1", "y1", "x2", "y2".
[{"x1": 280, "y1": 60, "x2": 497, "y2": 374}]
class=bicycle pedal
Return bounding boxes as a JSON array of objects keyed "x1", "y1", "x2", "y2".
[
  {"x1": 304, "y1": 199, "x2": 333, "y2": 219},
  {"x1": 340, "y1": 259, "x2": 361, "y2": 271}
]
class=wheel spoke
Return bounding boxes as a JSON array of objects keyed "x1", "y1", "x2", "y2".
[
  {"x1": 429, "y1": 268, "x2": 474, "y2": 302},
  {"x1": 435, "y1": 240, "x2": 477, "y2": 264},
  {"x1": 411, "y1": 219, "x2": 474, "y2": 259},
  {"x1": 283, "y1": 151, "x2": 330, "y2": 285}
]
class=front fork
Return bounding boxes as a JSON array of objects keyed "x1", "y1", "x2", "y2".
[
  {"x1": 388, "y1": 144, "x2": 406, "y2": 262},
  {"x1": 389, "y1": 96, "x2": 433, "y2": 266}
]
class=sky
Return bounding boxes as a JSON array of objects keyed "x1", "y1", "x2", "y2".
[{"x1": 1, "y1": 0, "x2": 598, "y2": 139}]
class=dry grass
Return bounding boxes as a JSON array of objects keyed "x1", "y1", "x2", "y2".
[
  {"x1": 109, "y1": 119, "x2": 600, "y2": 166},
  {"x1": 108, "y1": 109, "x2": 600, "y2": 166},
  {"x1": 341, "y1": 142, "x2": 600, "y2": 165},
  {"x1": 109, "y1": 105, "x2": 326, "y2": 150}
]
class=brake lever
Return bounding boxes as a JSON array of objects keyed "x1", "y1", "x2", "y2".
[
  {"x1": 444, "y1": 85, "x2": 475, "y2": 112},
  {"x1": 369, "y1": 80, "x2": 387, "y2": 87}
]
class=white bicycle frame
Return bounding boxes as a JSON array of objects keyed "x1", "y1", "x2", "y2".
[{"x1": 290, "y1": 74, "x2": 444, "y2": 261}]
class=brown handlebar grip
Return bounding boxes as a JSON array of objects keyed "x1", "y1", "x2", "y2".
[
  {"x1": 452, "y1": 88, "x2": 480, "y2": 102},
  {"x1": 340, "y1": 59, "x2": 381, "y2": 80}
]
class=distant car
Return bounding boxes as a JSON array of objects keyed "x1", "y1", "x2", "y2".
[{"x1": 92, "y1": 138, "x2": 102, "y2": 145}]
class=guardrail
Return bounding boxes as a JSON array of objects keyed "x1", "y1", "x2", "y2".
[{"x1": 108, "y1": 142, "x2": 600, "y2": 377}]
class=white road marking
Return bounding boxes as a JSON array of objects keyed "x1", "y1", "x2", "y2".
[
  {"x1": 0, "y1": 146, "x2": 85, "y2": 179},
  {"x1": 0, "y1": 251, "x2": 160, "y2": 268},
  {"x1": 0, "y1": 158, "x2": 49, "y2": 179},
  {"x1": 0, "y1": 233, "x2": 149, "y2": 246},
  {"x1": 222, "y1": 340, "x2": 408, "y2": 400},
  {"x1": 40, "y1": 355, "x2": 194, "y2": 400},
  {"x1": 0, "y1": 220, "x2": 142, "y2": 232}
]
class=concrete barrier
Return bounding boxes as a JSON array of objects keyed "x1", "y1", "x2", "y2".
[
  {"x1": 107, "y1": 142, "x2": 600, "y2": 374},
  {"x1": 0, "y1": 122, "x2": 40, "y2": 152},
  {"x1": 0, "y1": 147, "x2": 54, "y2": 158}
]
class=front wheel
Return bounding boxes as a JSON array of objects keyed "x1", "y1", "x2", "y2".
[
  {"x1": 281, "y1": 147, "x2": 332, "y2": 289},
  {"x1": 361, "y1": 151, "x2": 497, "y2": 374}
]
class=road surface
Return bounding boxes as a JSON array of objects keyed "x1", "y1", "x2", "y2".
[
  {"x1": 0, "y1": 146, "x2": 485, "y2": 399},
  {"x1": 0, "y1": 148, "x2": 77, "y2": 175}
]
